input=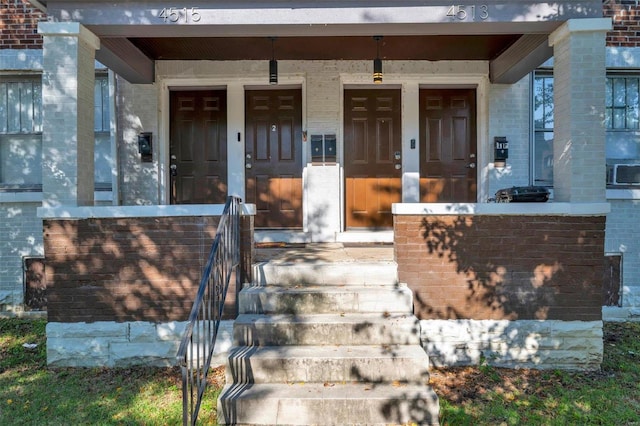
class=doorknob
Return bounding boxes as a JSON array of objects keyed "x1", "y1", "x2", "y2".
[
  {"x1": 246, "y1": 163, "x2": 252, "y2": 169},
  {"x1": 170, "y1": 164, "x2": 177, "y2": 176},
  {"x1": 467, "y1": 163, "x2": 476, "y2": 169}
]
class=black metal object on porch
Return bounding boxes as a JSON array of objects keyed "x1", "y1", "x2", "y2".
[
  {"x1": 495, "y1": 186, "x2": 550, "y2": 203},
  {"x1": 176, "y1": 196, "x2": 241, "y2": 426}
]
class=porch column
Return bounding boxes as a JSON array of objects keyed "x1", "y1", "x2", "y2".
[
  {"x1": 548, "y1": 18, "x2": 611, "y2": 203},
  {"x1": 37, "y1": 22, "x2": 99, "y2": 207}
]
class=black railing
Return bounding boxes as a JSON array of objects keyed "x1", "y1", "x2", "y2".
[{"x1": 177, "y1": 196, "x2": 241, "y2": 425}]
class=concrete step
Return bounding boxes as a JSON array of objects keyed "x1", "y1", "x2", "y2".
[
  {"x1": 225, "y1": 345, "x2": 431, "y2": 384},
  {"x1": 253, "y1": 261, "x2": 399, "y2": 286},
  {"x1": 233, "y1": 313, "x2": 421, "y2": 346},
  {"x1": 217, "y1": 382, "x2": 440, "y2": 426},
  {"x1": 238, "y1": 284, "x2": 413, "y2": 315}
]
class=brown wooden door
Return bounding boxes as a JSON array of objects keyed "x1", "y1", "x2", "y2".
[
  {"x1": 170, "y1": 90, "x2": 227, "y2": 204},
  {"x1": 245, "y1": 89, "x2": 303, "y2": 228},
  {"x1": 344, "y1": 89, "x2": 402, "y2": 228},
  {"x1": 420, "y1": 89, "x2": 477, "y2": 202}
]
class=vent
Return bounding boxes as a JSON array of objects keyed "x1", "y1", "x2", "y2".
[{"x1": 614, "y1": 164, "x2": 640, "y2": 185}]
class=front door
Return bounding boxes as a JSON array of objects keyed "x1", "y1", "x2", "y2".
[
  {"x1": 344, "y1": 89, "x2": 402, "y2": 228},
  {"x1": 170, "y1": 90, "x2": 227, "y2": 204},
  {"x1": 245, "y1": 89, "x2": 303, "y2": 228},
  {"x1": 419, "y1": 89, "x2": 477, "y2": 202}
]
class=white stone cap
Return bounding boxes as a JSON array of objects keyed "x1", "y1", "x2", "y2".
[
  {"x1": 392, "y1": 202, "x2": 610, "y2": 216},
  {"x1": 37, "y1": 203, "x2": 256, "y2": 219},
  {"x1": 549, "y1": 17, "x2": 612, "y2": 46},
  {"x1": 38, "y1": 22, "x2": 100, "y2": 50}
]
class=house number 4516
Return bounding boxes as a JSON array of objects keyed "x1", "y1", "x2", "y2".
[
  {"x1": 447, "y1": 5, "x2": 489, "y2": 21},
  {"x1": 158, "y1": 7, "x2": 201, "y2": 23}
]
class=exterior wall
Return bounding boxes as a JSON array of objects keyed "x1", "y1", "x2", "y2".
[
  {"x1": 486, "y1": 78, "x2": 531, "y2": 198},
  {"x1": 0, "y1": 202, "x2": 43, "y2": 309},
  {"x1": 42, "y1": 211, "x2": 253, "y2": 366},
  {"x1": 606, "y1": 199, "x2": 640, "y2": 307},
  {"x1": 0, "y1": 0, "x2": 44, "y2": 50},
  {"x1": 43, "y1": 216, "x2": 242, "y2": 322},
  {"x1": 116, "y1": 77, "x2": 160, "y2": 205},
  {"x1": 604, "y1": 0, "x2": 640, "y2": 47},
  {"x1": 47, "y1": 319, "x2": 235, "y2": 367},
  {"x1": 394, "y1": 212, "x2": 606, "y2": 369}
]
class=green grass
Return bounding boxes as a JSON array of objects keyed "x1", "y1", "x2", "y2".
[
  {"x1": 1, "y1": 319, "x2": 639, "y2": 425},
  {"x1": 434, "y1": 322, "x2": 640, "y2": 425},
  {"x1": 0, "y1": 318, "x2": 220, "y2": 425}
]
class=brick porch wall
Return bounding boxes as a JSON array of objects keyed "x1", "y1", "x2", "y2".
[
  {"x1": 394, "y1": 215, "x2": 606, "y2": 322},
  {"x1": 43, "y1": 215, "x2": 253, "y2": 323}
]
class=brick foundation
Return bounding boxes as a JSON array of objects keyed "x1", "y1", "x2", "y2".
[
  {"x1": 43, "y1": 215, "x2": 253, "y2": 323},
  {"x1": 394, "y1": 215, "x2": 606, "y2": 322}
]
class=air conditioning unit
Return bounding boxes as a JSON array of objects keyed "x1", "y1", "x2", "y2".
[{"x1": 613, "y1": 164, "x2": 640, "y2": 185}]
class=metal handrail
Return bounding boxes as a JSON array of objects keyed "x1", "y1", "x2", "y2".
[{"x1": 177, "y1": 196, "x2": 241, "y2": 425}]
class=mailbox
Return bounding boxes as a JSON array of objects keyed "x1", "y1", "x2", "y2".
[
  {"x1": 311, "y1": 134, "x2": 324, "y2": 162},
  {"x1": 324, "y1": 134, "x2": 336, "y2": 163},
  {"x1": 494, "y1": 136, "x2": 508, "y2": 167},
  {"x1": 310, "y1": 134, "x2": 337, "y2": 164},
  {"x1": 138, "y1": 132, "x2": 153, "y2": 163}
]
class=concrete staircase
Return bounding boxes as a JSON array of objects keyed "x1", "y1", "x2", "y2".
[{"x1": 217, "y1": 250, "x2": 440, "y2": 425}]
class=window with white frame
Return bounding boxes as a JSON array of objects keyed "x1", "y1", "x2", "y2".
[
  {"x1": 533, "y1": 71, "x2": 554, "y2": 186},
  {"x1": 533, "y1": 70, "x2": 640, "y2": 187},
  {"x1": 0, "y1": 74, "x2": 113, "y2": 191},
  {"x1": 0, "y1": 76, "x2": 43, "y2": 190}
]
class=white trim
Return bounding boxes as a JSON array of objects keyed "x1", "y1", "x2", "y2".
[
  {"x1": 37, "y1": 203, "x2": 256, "y2": 219},
  {"x1": 549, "y1": 18, "x2": 612, "y2": 46},
  {"x1": 0, "y1": 191, "x2": 112, "y2": 204},
  {"x1": 37, "y1": 22, "x2": 101, "y2": 51},
  {"x1": 392, "y1": 202, "x2": 610, "y2": 216},
  {"x1": 606, "y1": 189, "x2": 640, "y2": 200}
]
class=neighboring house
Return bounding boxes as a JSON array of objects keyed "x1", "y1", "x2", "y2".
[{"x1": 1, "y1": 0, "x2": 639, "y2": 368}]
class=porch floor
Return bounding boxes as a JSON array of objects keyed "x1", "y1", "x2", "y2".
[{"x1": 254, "y1": 242, "x2": 395, "y2": 263}]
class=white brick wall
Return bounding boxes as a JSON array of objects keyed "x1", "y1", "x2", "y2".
[
  {"x1": 116, "y1": 77, "x2": 160, "y2": 205},
  {"x1": 487, "y1": 78, "x2": 531, "y2": 198},
  {"x1": 606, "y1": 200, "x2": 640, "y2": 307},
  {"x1": 0, "y1": 203, "x2": 43, "y2": 310}
]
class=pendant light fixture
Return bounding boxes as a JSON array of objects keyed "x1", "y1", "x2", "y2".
[
  {"x1": 373, "y1": 35, "x2": 383, "y2": 84},
  {"x1": 269, "y1": 37, "x2": 278, "y2": 85}
]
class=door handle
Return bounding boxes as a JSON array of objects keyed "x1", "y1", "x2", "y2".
[
  {"x1": 246, "y1": 163, "x2": 252, "y2": 169},
  {"x1": 170, "y1": 164, "x2": 177, "y2": 176},
  {"x1": 467, "y1": 163, "x2": 476, "y2": 169}
]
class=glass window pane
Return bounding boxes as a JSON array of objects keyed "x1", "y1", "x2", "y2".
[
  {"x1": 0, "y1": 83, "x2": 7, "y2": 133},
  {"x1": 613, "y1": 78, "x2": 626, "y2": 107},
  {"x1": 543, "y1": 78, "x2": 553, "y2": 128},
  {"x1": 627, "y1": 78, "x2": 639, "y2": 129},
  {"x1": 0, "y1": 134, "x2": 42, "y2": 184},
  {"x1": 534, "y1": 77, "x2": 545, "y2": 128},
  {"x1": 7, "y1": 83, "x2": 20, "y2": 133},
  {"x1": 534, "y1": 131, "x2": 554, "y2": 186},
  {"x1": 613, "y1": 108, "x2": 626, "y2": 129},
  {"x1": 605, "y1": 107, "x2": 612, "y2": 129},
  {"x1": 606, "y1": 78, "x2": 613, "y2": 108},
  {"x1": 101, "y1": 78, "x2": 110, "y2": 131}
]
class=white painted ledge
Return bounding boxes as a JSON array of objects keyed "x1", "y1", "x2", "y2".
[
  {"x1": 606, "y1": 189, "x2": 640, "y2": 200},
  {"x1": 392, "y1": 202, "x2": 610, "y2": 216},
  {"x1": 38, "y1": 203, "x2": 256, "y2": 219},
  {"x1": 0, "y1": 191, "x2": 113, "y2": 204}
]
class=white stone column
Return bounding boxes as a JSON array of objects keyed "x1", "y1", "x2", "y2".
[
  {"x1": 549, "y1": 18, "x2": 611, "y2": 202},
  {"x1": 38, "y1": 23, "x2": 100, "y2": 207}
]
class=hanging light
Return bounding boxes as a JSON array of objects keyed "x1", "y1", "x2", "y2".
[
  {"x1": 373, "y1": 35, "x2": 383, "y2": 84},
  {"x1": 269, "y1": 37, "x2": 278, "y2": 85}
]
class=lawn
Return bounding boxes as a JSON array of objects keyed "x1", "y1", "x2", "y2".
[{"x1": 1, "y1": 319, "x2": 638, "y2": 425}]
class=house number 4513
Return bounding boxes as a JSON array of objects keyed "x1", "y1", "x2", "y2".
[
  {"x1": 447, "y1": 5, "x2": 489, "y2": 21},
  {"x1": 158, "y1": 7, "x2": 201, "y2": 23}
]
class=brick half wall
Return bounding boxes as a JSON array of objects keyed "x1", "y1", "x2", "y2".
[
  {"x1": 394, "y1": 215, "x2": 606, "y2": 322},
  {"x1": 43, "y1": 215, "x2": 253, "y2": 323}
]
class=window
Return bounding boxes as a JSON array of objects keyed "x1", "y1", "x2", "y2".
[
  {"x1": 0, "y1": 76, "x2": 43, "y2": 190},
  {"x1": 0, "y1": 74, "x2": 113, "y2": 191},
  {"x1": 533, "y1": 71, "x2": 640, "y2": 187},
  {"x1": 606, "y1": 76, "x2": 639, "y2": 130},
  {"x1": 533, "y1": 71, "x2": 554, "y2": 186}
]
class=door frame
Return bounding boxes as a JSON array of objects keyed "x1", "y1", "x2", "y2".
[
  {"x1": 158, "y1": 77, "x2": 307, "y2": 212},
  {"x1": 339, "y1": 73, "x2": 490, "y2": 231}
]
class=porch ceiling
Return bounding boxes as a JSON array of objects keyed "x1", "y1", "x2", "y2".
[
  {"x1": 32, "y1": 0, "x2": 605, "y2": 84},
  {"x1": 126, "y1": 34, "x2": 523, "y2": 62}
]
